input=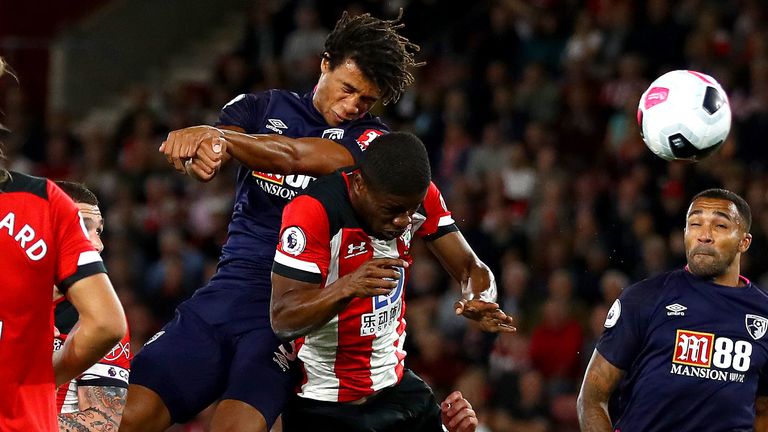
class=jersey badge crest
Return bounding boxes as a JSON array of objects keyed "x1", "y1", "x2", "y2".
[
  {"x1": 322, "y1": 128, "x2": 345, "y2": 140},
  {"x1": 746, "y1": 314, "x2": 768, "y2": 340}
]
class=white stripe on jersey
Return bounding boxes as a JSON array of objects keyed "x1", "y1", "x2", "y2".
[
  {"x1": 59, "y1": 380, "x2": 79, "y2": 414},
  {"x1": 77, "y1": 250, "x2": 102, "y2": 266},
  {"x1": 299, "y1": 230, "x2": 343, "y2": 401},
  {"x1": 369, "y1": 238, "x2": 406, "y2": 390},
  {"x1": 298, "y1": 316, "x2": 341, "y2": 400},
  {"x1": 274, "y1": 250, "x2": 321, "y2": 274},
  {"x1": 438, "y1": 215, "x2": 455, "y2": 227}
]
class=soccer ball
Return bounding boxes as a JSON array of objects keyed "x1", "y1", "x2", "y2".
[{"x1": 637, "y1": 70, "x2": 731, "y2": 161}]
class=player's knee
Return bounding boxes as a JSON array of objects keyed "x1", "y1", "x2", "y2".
[{"x1": 210, "y1": 400, "x2": 269, "y2": 432}]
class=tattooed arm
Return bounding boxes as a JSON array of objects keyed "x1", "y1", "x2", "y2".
[
  {"x1": 58, "y1": 385, "x2": 128, "y2": 432},
  {"x1": 577, "y1": 350, "x2": 625, "y2": 432}
]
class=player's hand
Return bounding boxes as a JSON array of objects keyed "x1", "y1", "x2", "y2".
[
  {"x1": 455, "y1": 299, "x2": 516, "y2": 333},
  {"x1": 185, "y1": 136, "x2": 227, "y2": 182},
  {"x1": 160, "y1": 125, "x2": 223, "y2": 173},
  {"x1": 441, "y1": 391, "x2": 478, "y2": 432},
  {"x1": 341, "y1": 258, "x2": 408, "y2": 299}
]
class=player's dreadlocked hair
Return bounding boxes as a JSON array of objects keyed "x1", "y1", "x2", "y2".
[
  {"x1": 691, "y1": 188, "x2": 752, "y2": 232},
  {"x1": 324, "y1": 10, "x2": 423, "y2": 105},
  {"x1": 361, "y1": 132, "x2": 431, "y2": 197},
  {"x1": 55, "y1": 181, "x2": 99, "y2": 206}
]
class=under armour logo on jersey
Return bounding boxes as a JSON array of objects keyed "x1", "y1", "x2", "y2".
[
  {"x1": 666, "y1": 303, "x2": 687, "y2": 316},
  {"x1": 266, "y1": 118, "x2": 288, "y2": 134},
  {"x1": 322, "y1": 128, "x2": 345, "y2": 140},
  {"x1": 344, "y1": 242, "x2": 367, "y2": 259},
  {"x1": 746, "y1": 314, "x2": 768, "y2": 340}
]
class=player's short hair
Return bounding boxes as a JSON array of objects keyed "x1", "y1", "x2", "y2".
[
  {"x1": 360, "y1": 132, "x2": 431, "y2": 197},
  {"x1": 691, "y1": 188, "x2": 752, "y2": 232},
  {"x1": 324, "y1": 10, "x2": 422, "y2": 105},
  {"x1": 55, "y1": 181, "x2": 99, "y2": 206}
]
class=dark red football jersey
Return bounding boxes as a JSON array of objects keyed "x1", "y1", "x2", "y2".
[{"x1": 0, "y1": 172, "x2": 106, "y2": 432}]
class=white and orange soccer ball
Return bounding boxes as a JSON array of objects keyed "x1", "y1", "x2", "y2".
[{"x1": 637, "y1": 70, "x2": 731, "y2": 161}]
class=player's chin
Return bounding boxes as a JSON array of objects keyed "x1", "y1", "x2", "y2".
[{"x1": 688, "y1": 257, "x2": 724, "y2": 279}]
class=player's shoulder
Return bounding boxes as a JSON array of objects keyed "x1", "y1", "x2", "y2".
[
  {"x1": 621, "y1": 269, "x2": 683, "y2": 305},
  {"x1": 2, "y1": 171, "x2": 49, "y2": 200},
  {"x1": 300, "y1": 170, "x2": 360, "y2": 230},
  {"x1": 302, "y1": 170, "x2": 349, "y2": 209}
]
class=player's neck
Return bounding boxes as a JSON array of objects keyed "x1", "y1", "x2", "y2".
[{"x1": 713, "y1": 263, "x2": 744, "y2": 287}]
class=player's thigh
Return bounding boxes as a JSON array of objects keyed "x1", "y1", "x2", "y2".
[
  {"x1": 128, "y1": 308, "x2": 230, "y2": 424},
  {"x1": 282, "y1": 395, "x2": 365, "y2": 432},
  {"x1": 221, "y1": 327, "x2": 297, "y2": 429},
  {"x1": 371, "y1": 369, "x2": 443, "y2": 432}
]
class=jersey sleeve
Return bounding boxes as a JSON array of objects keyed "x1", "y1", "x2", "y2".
[
  {"x1": 49, "y1": 181, "x2": 106, "y2": 292},
  {"x1": 595, "y1": 281, "x2": 654, "y2": 370},
  {"x1": 215, "y1": 92, "x2": 270, "y2": 133},
  {"x1": 76, "y1": 324, "x2": 131, "y2": 388},
  {"x1": 340, "y1": 118, "x2": 390, "y2": 163},
  {"x1": 416, "y1": 182, "x2": 459, "y2": 241},
  {"x1": 272, "y1": 195, "x2": 331, "y2": 284}
]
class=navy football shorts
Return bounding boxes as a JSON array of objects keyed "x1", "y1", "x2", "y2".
[
  {"x1": 129, "y1": 301, "x2": 296, "y2": 425},
  {"x1": 281, "y1": 369, "x2": 444, "y2": 432}
]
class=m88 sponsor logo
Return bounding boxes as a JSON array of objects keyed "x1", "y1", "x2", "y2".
[{"x1": 671, "y1": 329, "x2": 751, "y2": 382}]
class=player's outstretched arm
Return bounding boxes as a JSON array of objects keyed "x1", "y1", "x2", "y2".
[
  {"x1": 426, "y1": 231, "x2": 515, "y2": 333},
  {"x1": 54, "y1": 273, "x2": 126, "y2": 386},
  {"x1": 577, "y1": 350, "x2": 625, "y2": 432},
  {"x1": 160, "y1": 125, "x2": 355, "y2": 181},
  {"x1": 756, "y1": 396, "x2": 768, "y2": 431},
  {"x1": 58, "y1": 385, "x2": 127, "y2": 432},
  {"x1": 270, "y1": 258, "x2": 406, "y2": 341}
]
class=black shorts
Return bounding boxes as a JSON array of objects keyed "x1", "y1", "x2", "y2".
[{"x1": 282, "y1": 369, "x2": 444, "y2": 432}]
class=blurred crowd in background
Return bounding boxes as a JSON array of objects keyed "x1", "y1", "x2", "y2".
[{"x1": 3, "y1": 0, "x2": 768, "y2": 430}]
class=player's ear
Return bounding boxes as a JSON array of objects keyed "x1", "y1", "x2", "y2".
[
  {"x1": 320, "y1": 53, "x2": 330, "y2": 73},
  {"x1": 739, "y1": 232, "x2": 752, "y2": 253}
]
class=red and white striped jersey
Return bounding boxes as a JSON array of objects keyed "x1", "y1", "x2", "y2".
[
  {"x1": 0, "y1": 172, "x2": 106, "y2": 432},
  {"x1": 53, "y1": 297, "x2": 131, "y2": 413},
  {"x1": 273, "y1": 170, "x2": 457, "y2": 402}
]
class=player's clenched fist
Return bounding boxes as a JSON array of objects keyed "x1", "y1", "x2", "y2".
[
  {"x1": 441, "y1": 391, "x2": 479, "y2": 432},
  {"x1": 159, "y1": 125, "x2": 224, "y2": 173},
  {"x1": 339, "y1": 258, "x2": 408, "y2": 299}
]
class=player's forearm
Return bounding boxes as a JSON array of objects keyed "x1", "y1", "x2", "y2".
[
  {"x1": 222, "y1": 130, "x2": 300, "y2": 174},
  {"x1": 756, "y1": 396, "x2": 768, "y2": 431},
  {"x1": 577, "y1": 384, "x2": 614, "y2": 432},
  {"x1": 53, "y1": 322, "x2": 125, "y2": 386},
  {"x1": 271, "y1": 275, "x2": 359, "y2": 341},
  {"x1": 577, "y1": 401, "x2": 613, "y2": 432},
  {"x1": 220, "y1": 129, "x2": 353, "y2": 176},
  {"x1": 58, "y1": 385, "x2": 127, "y2": 431}
]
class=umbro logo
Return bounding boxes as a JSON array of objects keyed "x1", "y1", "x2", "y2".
[
  {"x1": 666, "y1": 303, "x2": 687, "y2": 316},
  {"x1": 266, "y1": 118, "x2": 288, "y2": 134}
]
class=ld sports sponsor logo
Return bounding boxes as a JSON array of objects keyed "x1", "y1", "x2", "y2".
[{"x1": 670, "y1": 329, "x2": 750, "y2": 383}]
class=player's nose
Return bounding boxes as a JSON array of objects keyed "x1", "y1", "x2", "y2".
[{"x1": 392, "y1": 213, "x2": 411, "y2": 229}]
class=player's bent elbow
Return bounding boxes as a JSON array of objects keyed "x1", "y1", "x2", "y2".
[
  {"x1": 270, "y1": 315, "x2": 296, "y2": 342},
  {"x1": 96, "y1": 316, "x2": 127, "y2": 347}
]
